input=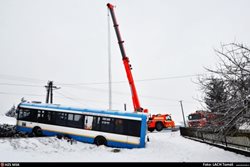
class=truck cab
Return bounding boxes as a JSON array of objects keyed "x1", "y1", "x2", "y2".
[
  {"x1": 187, "y1": 110, "x2": 224, "y2": 128},
  {"x1": 187, "y1": 111, "x2": 207, "y2": 127}
]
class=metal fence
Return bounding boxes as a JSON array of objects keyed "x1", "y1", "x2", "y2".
[{"x1": 180, "y1": 127, "x2": 250, "y2": 156}]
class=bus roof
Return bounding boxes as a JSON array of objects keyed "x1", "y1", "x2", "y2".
[{"x1": 18, "y1": 102, "x2": 147, "y2": 119}]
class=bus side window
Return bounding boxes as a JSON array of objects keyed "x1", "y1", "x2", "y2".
[
  {"x1": 18, "y1": 109, "x2": 24, "y2": 120},
  {"x1": 92, "y1": 116, "x2": 101, "y2": 130},
  {"x1": 37, "y1": 110, "x2": 44, "y2": 123},
  {"x1": 114, "y1": 119, "x2": 123, "y2": 134},
  {"x1": 19, "y1": 109, "x2": 31, "y2": 121},
  {"x1": 68, "y1": 113, "x2": 74, "y2": 121},
  {"x1": 45, "y1": 111, "x2": 54, "y2": 123},
  {"x1": 74, "y1": 114, "x2": 84, "y2": 128},
  {"x1": 55, "y1": 112, "x2": 67, "y2": 126},
  {"x1": 29, "y1": 109, "x2": 38, "y2": 122},
  {"x1": 100, "y1": 117, "x2": 113, "y2": 133}
]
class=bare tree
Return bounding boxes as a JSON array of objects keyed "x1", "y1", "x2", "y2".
[
  {"x1": 5, "y1": 105, "x2": 16, "y2": 118},
  {"x1": 199, "y1": 43, "x2": 250, "y2": 113}
]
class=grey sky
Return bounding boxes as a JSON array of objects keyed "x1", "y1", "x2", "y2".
[{"x1": 0, "y1": 0, "x2": 250, "y2": 122}]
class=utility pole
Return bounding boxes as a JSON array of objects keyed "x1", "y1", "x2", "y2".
[
  {"x1": 45, "y1": 81, "x2": 50, "y2": 103},
  {"x1": 179, "y1": 100, "x2": 187, "y2": 127},
  {"x1": 107, "y1": 9, "x2": 112, "y2": 110},
  {"x1": 45, "y1": 81, "x2": 60, "y2": 104}
]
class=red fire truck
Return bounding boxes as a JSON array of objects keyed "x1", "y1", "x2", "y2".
[{"x1": 187, "y1": 110, "x2": 223, "y2": 128}]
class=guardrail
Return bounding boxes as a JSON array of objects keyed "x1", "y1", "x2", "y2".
[{"x1": 180, "y1": 127, "x2": 250, "y2": 157}]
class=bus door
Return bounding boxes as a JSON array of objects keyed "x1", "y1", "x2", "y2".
[{"x1": 84, "y1": 116, "x2": 93, "y2": 130}]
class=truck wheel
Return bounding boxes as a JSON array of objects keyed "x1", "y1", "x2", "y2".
[
  {"x1": 156, "y1": 122, "x2": 164, "y2": 131},
  {"x1": 148, "y1": 128, "x2": 155, "y2": 132}
]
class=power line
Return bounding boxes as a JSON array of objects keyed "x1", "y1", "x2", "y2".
[
  {"x1": 54, "y1": 91, "x2": 85, "y2": 106},
  {"x1": 55, "y1": 90, "x2": 197, "y2": 112},
  {"x1": 0, "y1": 74, "x2": 46, "y2": 83},
  {"x1": 0, "y1": 83, "x2": 42, "y2": 87},
  {"x1": 55, "y1": 90, "x2": 122, "y2": 105},
  {"x1": 0, "y1": 82, "x2": 198, "y2": 104},
  {"x1": 0, "y1": 91, "x2": 44, "y2": 97},
  {"x1": 0, "y1": 81, "x2": 197, "y2": 103},
  {"x1": 136, "y1": 74, "x2": 202, "y2": 82},
  {"x1": 58, "y1": 74, "x2": 203, "y2": 86},
  {"x1": 0, "y1": 74, "x2": 200, "y2": 104},
  {"x1": 54, "y1": 91, "x2": 123, "y2": 109},
  {"x1": 0, "y1": 73, "x2": 204, "y2": 87},
  {"x1": 60, "y1": 84, "x2": 197, "y2": 103}
]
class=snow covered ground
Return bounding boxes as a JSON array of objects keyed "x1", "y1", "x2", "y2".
[
  {"x1": 0, "y1": 114, "x2": 16, "y2": 125},
  {"x1": 0, "y1": 115, "x2": 249, "y2": 162}
]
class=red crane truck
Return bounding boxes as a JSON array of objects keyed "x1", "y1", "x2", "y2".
[
  {"x1": 107, "y1": 4, "x2": 177, "y2": 132},
  {"x1": 107, "y1": 3, "x2": 148, "y2": 114}
]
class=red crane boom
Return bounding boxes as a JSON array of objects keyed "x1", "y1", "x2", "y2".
[{"x1": 107, "y1": 3, "x2": 147, "y2": 113}]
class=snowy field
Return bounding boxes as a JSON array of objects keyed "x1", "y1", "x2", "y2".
[
  {"x1": 0, "y1": 114, "x2": 16, "y2": 126},
  {"x1": 0, "y1": 114, "x2": 249, "y2": 162}
]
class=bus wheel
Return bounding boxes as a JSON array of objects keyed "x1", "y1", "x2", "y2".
[
  {"x1": 156, "y1": 122, "x2": 164, "y2": 131},
  {"x1": 148, "y1": 128, "x2": 155, "y2": 132},
  {"x1": 56, "y1": 134, "x2": 63, "y2": 139},
  {"x1": 33, "y1": 126, "x2": 43, "y2": 137},
  {"x1": 94, "y1": 136, "x2": 107, "y2": 146}
]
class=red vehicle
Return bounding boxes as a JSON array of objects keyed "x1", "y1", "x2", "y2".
[
  {"x1": 147, "y1": 114, "x2": 175, "y2": 132},
  {"x1": 187, "y1": 110, "x2": 223, "y2": 128},
  {"x1": 107, "y1": 3, "x2": 148, "y2": 114}
]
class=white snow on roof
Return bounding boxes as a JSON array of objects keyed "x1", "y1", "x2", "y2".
[{"x1": 239, "y1": 122, "x2": 250, "y2": 130}]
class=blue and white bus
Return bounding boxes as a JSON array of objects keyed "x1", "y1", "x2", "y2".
[{"x1": 16, "y1": 102, "x2": 148, "y2": 148}]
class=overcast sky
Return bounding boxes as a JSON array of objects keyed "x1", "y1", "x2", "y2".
[{"x1": 0, "y1": 0, "x2": 250, "y2": 122}]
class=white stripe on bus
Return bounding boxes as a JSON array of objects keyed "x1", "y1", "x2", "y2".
[{"x1": 17, "y1": 121, "x2": 140, "y2": 145}]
